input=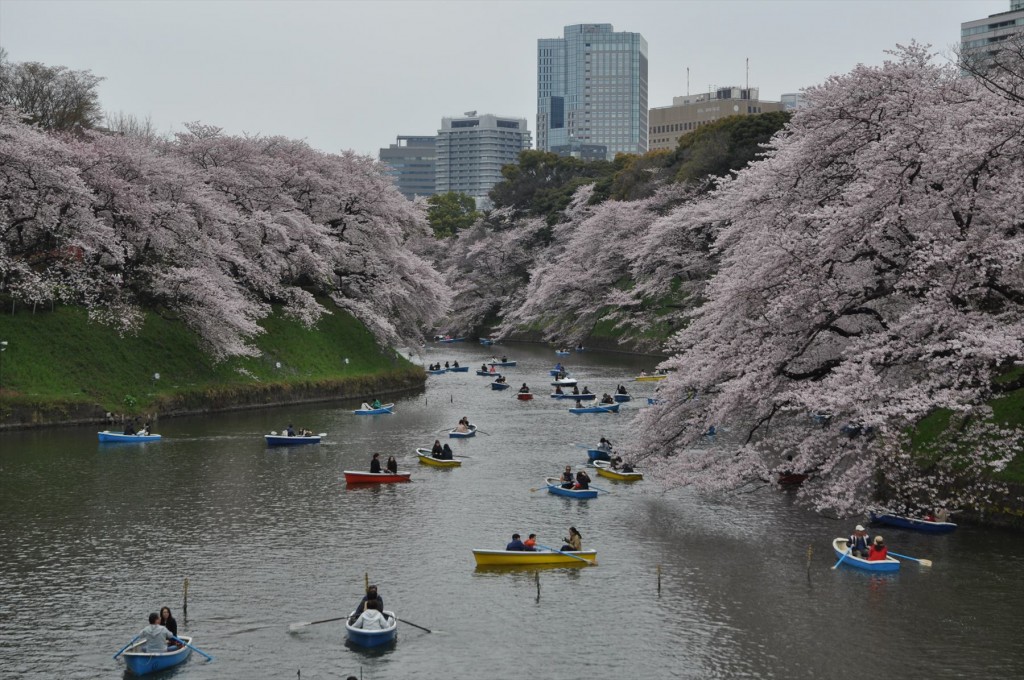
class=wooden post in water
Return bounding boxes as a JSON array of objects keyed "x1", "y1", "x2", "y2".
[
  {"x1": 183, "y1": 577, "x2": 189, "y2": 618},
  {"x1": 806, "y1": 545, "x2": 813, "y2": 580},
  {"x1": 657, "y1": 564, "x2": 661, "y2": 595},
  {"x1": 535, "y1": 570, "x2": 541, "y2": 602}
]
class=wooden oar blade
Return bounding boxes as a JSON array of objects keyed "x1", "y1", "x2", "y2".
[{"x1": 288, "y1": 621, "x2": 312, "y2": 631}]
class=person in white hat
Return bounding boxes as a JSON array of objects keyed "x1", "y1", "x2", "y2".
[{"x1": 848, "y1": 524, "x2": 871, "y2": 557}]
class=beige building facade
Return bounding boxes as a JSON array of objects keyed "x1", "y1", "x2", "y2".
[{"x1": 648, "y1": 87, "x2": 783, "y2": 152}]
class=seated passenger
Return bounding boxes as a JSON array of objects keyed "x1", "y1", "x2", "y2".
[
  {"x1": 506, "y1": 533, "x2": 526, "y2": 551},
  {"x1": 431, "y1": 439, "x2": 444, "y2": 457},
  {"x1": 441, "y1": 444, "x2": 454, "y2": 460},
  {"x1": 352, "y1": 599, "x2": 389, "y2": 630},
  {"x1": 574, "y1": 470, "x2": 591, "y2": 490},
  {"x1": 867, "y1": 536, "x2": 888, "y2": 561},
  {"x1": 524, "y1": 533, "x2": 537, "y2": 551}
]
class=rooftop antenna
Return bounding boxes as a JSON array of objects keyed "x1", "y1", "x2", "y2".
[
  {"x1": 686, "y1": 66, "x2": 689, "y2": 97},
  {"x1": 746, "y1": 57, "x2": 749, "y2": 91}
]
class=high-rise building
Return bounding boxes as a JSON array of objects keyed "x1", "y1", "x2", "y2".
[
  {"x1": 379, "y1": 135, "x2": 436, "y2": 200},
  {"x1": 960, "y1": 1, "x2": 1024, "y2": 68},
  {"x1": 435, "y1": 112, "x2": 532, "y2": 210},
  {"x1": 537, "y1": 23, "x2": 648, "y2": 160},
  {"x1": 648, "y1": 87, "x2": 784, "y2": 152},
  {"x1": 780, "y1": 92, "x2": 807, "y2": 111}
]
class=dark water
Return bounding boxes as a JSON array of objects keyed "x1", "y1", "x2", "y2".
[{"x1": 1, "y1": 342, "x2": 1022, "y2": 679}]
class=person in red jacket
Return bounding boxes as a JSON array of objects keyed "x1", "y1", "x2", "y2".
[{"x1": 867, "y1": 535, "x2": 888, "y2": 561}]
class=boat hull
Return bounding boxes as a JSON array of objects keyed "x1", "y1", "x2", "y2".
[
  {"x1": 488, "y1": 361, "x2": 517, "y2": 367},
  {"x1": 448, "y1": 366, "x2": 470, "y2": 372},
  {"x1": 491, "y1": 382, "x2": 510, "y2": 390},
  {"x1": 472, "y1": 549, "x2": 597, "y2": 566},
  {"x1": 516, "y1": 393, "x2": 534, "y2": 401},
  {"x1": 555, "y1": 351, "x2": 570, "y2": 356},
  {"x1": 265, "y1": 435, "x2": 321, "y2": 446},
  {"x1": 593, "y1": 460, "x2": 642, "y2": 481},
  {"x1": 448, "y1": 425, "x2": 477, "y2": 438},
  {"x1": 98, "y1": 431, "x2": 162, "y2": 443},
  {"x1": 551, "y1": 392, "x2": 595, "y2": 400},
  {"x1": 870, "y1": 513, "x2": 957, "y2": 534},
  {"x1": 415, "y1": 449, "x2": 462, "y2": 467},
  {"x1": 353, "y1": 404, "x2": 394, "y2": 415},
  {"x1": 426, "y1": 369, "x2": 447, "y2": 375},
  {"x1": 346, "y1": 611, "x2": 398, "y2": 647},
  {"x1": 569, "y1": 403, "x2": 619, "y2": 414},
  {"x1": 635, "y1": 374, "x2": 667, "y2": 382},
  {"x1": 612, "y1": 394, "x2": 632, "y2": 403},
  {"x1": 832, "y1": 538, "x2": 900, "y2": 572},
  {"x1": 343, "y1": 471, "x2": 412, "y2": 484},
  {"x1": 438, "y1": 337, "x2": 465, "y2": 343},
  {"x1": 586, "y1": 448, "x2": 611, "y2": 462},
  {"x1": 545, "y1": 478, "x2": 598, "y2": 499},
  {"x1": 551, "y1": 378, "x2": 578, "y2": 387},
  {"x1": 122, "y1": 636, "x2": 192, "y2": 675}
]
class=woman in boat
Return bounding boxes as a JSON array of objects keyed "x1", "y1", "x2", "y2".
[
  {"x1": 868, "y1": 535, "x2": 888, "y2": 561},
  {"x1": 386, "y1": 456, "x2": 398, "y2": 474},
  {"x1": 352, "y1": 599, "x2": 389, "y2": 630},
  {"x1": 524, "y1": 533, "x2": 537, "y2": 551},
  {"x1": 370, "y1": 453, "x2": 382, "y2": 474},
  {"x1": 495, "y1": 375, "x2": 506, "y2": 384},
  {"x1": 600, "y1": 393, "x2": 615, "y2": 404},
  {"x1": 572, "y1": 385, "x2": 580, "y2": 395},
  {"x1": 598, "y1": 437, "x2": 613, "y2": 453},
  {"x1": 159, "y1": 607, "x2": 178, "y2": 638},
  {"x1": 441, "y1": 443, "x2": 454, "y2": 460},
  {"x1": 140, "y1": 421, "x2": 152, "y2": 436},
  {"x1": 123, "y1": 420, "x2": 137, "y2": 436},
  {"x1": 444, "y1": 361, "x2": 450, "y2": 369},
  {"x1": 431, "y1": 439, "x2": 444, "y2": 457},
  {"x1": 519, "y1": 383, "x2": 530, "y2": 393},
  {"x1": 481, "y1": 363, "x2": 488, "y2": 372},
  {"x1": 353, "y1": 585, "x2": 384, "y2": 620},
  {"x1": 620, "y1": 461, "x2": 635, "y2": 473},
  {"x1": 848, "y1": 525, "x2": 870, "y2": 557},
  {"x1": 560, "y1": 527, "x2": 582, "y2": 552},
  {"x1": 560, "y1": 465, "x2": 574, "y2": 489},
  {"x1": 610, "y1": 455, "x2": 623, "y2": 470},
  {"x1": 617, "y1": 384, "x2": 628, "y2": 395},
  {"x1": 574, "y1": 469, "x2": 591, "y2": 490},
  {"x1": 139, "y1": 612, "x2": 175, "y2": 653}
]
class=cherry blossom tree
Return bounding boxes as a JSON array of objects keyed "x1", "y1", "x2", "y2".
[{"x1": 629, "y1": 44, "x2": 1024, "y2": 515}]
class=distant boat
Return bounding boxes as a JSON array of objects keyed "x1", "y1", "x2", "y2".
[
  {"x1": 120, "y1": 636, "x2": 193, "y2": 675},
  {"x1": 488, "y1": 360, "x2": 517, "y2": 367},
  {"x1": 415, "y1": 448, "x2": 462, "y2": 467},
  {"x1": 550, "y1": 392, "x2": 595, "y2": 400},
  {"x1": 555, "y1": 350, "x2": 571, "y2": 356},
  {"x1": 634, "y1": 374, "x2": 667, "y2": 382},
  {"x1": 544, "y1": 477, "x2": 598, "y2": 499},
  {"x1": 516, "y1": 392, "x2": 534, "y2": 401},
  {"x1": 438, "y1": 337, "x2": 465, "y2": 343},
  {"x1": 586, "y1": 448, "x2": 611, "y2": 462},
  {"x1": 449, "y1": 424, "x2": 477, "y2": 438},
  {"x1": 448, "y1": 366, "x2": 470, "y2": 372},
  {"x1": 491, "y1": 381, "x2": 511, "y2": 391},
  {"x1": 612, "y1": 393, "x2": 632, "y2": 403},
  {"x1": 869, "y1": 512, "x2": 957, "y2": 534},
  {"x1": 426, "y1": 368, "x2": 447, "y2": 375},
  {"x1": 353, "y1": 403, "x2": 394, "y2": 415},
  {"x1": 98, "y1": 431, "x2": 162, "y2": 443},
  {"x1": 592, "y1": 460, "x2": 642, "y2": 481},
  {"x1": 343, "y1": 470, "x2": 412, "y2": 484},
  {"x1": 569, "y1": 403, "x2": 619, "y2": 414},
  {"x1": 479, "y1": 337, "x2": 494, "y2": 346},
  {"x1": 345, "y1": 611, "x2": 398, "y2": 647},
  {"x1": 472, "y1": 548, "x2": 597, "y2": 566},
  {"x1": 551, "y1": 378, "x2": 578, "y2": 387},
  {"x1": 265, "y1": 433, "x2": 322, "y2": 446}
]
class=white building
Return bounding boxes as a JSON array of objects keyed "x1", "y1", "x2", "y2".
[{"x1": 435, "y1": 112, "x2": 532, "y2": 210}]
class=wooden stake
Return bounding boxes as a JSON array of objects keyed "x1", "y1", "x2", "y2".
[
  {"x1": 657, "y1": 564, "x2": 661, "y2": 594},
  {"x1": 535, "y1": 570, "x2": 540, "y2": 602},
  {"x1": 183, "y1": 577, "x2": 189, "y2": 618}
]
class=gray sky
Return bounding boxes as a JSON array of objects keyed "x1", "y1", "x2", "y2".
[{"x1": 0, "y1": 0, "x2": 1009, "y2": 156}]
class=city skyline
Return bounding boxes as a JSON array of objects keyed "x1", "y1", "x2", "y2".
[{"x1": 0, "y1": 0, "x2": 1008, "y2": 156}]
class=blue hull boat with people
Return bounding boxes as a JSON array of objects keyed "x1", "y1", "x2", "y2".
[
  {"x1": 869, "y1": 512, "x2": 958, "y2": 534},
  {"x1": 491, "y1": 381, "x2": 510, "y2": 390},
  {"x1": 426, "y1": 368, "x2": 447, "y2": 375},
  {"x1": 121, "y1": 636, "x2": 193, "y2": 675},
  {"x1": 587, "y1": 448, "x2": 611, "y2": 462},
  {"x1": 613, "y1": 394, "x2": 632, "y2": 403},
  {"x1": 544, "y1": 477, "x2": 598, "y2": 499},
  {"x1": 569, "y1": 403, "x2": 619, "y2": 414},
  {"x1": 449, "y1": 424, "x2": 477, "y2": 438},
  {"x1": 438, "y1": 337, "x2": 465, "y2": 343},
  {"x1": 98, "y1": 431, "x2": 162, "y2": 443},
  {"x1": 353, "y1": 403, "x2": 394, "y2": 415},
  {"x1": 345, "y1": 611, "x2": 398, "y2": 648},
  {"x1": 832, "y1": 538, "x2": 900, "y2": 572},
  {"x1": 265, "y1": 434, "x2": 322, "y2": 446},
  {"x1": 488, "y1": 360, "x2": 517, "y2": 367},
  {"x1": 550, "y1": 392, "x2": 595, "y2": 400},
  {"x1": 448, "y1": 366, "x2": 470, "y2": 372}
]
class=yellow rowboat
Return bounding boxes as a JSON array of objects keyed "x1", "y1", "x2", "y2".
[
  {"x1": 634, "y1": 374, "x2": 667, "y2": 382},
  {"x1": 415, "y1": 448, "x2": 462, "y2": 468},
  {"x1": 471, "y1": 549, "x2": 597, "y2": 566},
  {"x1": 592, "y1": 460, "x2": 643, "y2": 481}
]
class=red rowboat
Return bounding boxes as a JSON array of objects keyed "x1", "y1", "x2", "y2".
[
  {"x1": 343, "y1": 470, "x2": 412, "y2": 484},
  {"x1": 516, "y1": 393, "x2": 534, "y2": 401}
]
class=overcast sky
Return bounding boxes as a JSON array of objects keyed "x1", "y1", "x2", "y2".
[{"x1": 0, "y1": 0, "x2": 1010, "y2": 156}]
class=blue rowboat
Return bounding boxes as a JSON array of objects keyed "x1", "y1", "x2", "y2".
[
  {"x1": 550, "y1": 392, "x2": 595, "y2": 400},
  {"x1": 569, "y1": 403, "x2": 619, "y2": 414},
  {"x1": 98, "y1": 431, "x2": 162, "y2": 443},
  {"x1": 121, "y1": 636, "x2": 193, "y2": 675},
  {"x1": 869, "y1": 512, "x2": 958, "y2": 534},
  {"x1": 491, "y1": 381, "x2": 510, "y2": 390},
  {"x1": 613, "y1": 393, "x2": 632, "y2": 403},
  {"x1": 353, "y1": 403, "x2": 394, "y2": 415},
  {"x1": 545, "y1": 477, "x2": 598, "y2": 499},
  {"x1": 488, "y1": 360, "x2": 517, "y2": 367},
  {"x1": 647, "y1": 397, "x2": 662, "y2": 405},
  {"x1": 345, "y1": 611, "x2": 398, "y2": 648},
  {"x1": 477, "y1": 369, "x2": 500, "y2": 376},
  {"x1": 448, "y1": 366, "x2": 470, "y2": 372},
  {"x1": 265, "y1": 434, "x2": 322, "y2": 446},
  {"x1": 427, "y1": 368, "x2": 447, "y2": 375},
  {"x1": 587, "y1": 448, "x2": 611, "y2": 462},
  {"x1": 549, "y1": 369, "x2": 570, "y2": 377},
  {"x1": 832, "y1": 538, "x2": 900, "y2": 572},
  {"x1": 555, "y1": 350, "x2": 571, "y2": 356},
  {"x1": 449, "y1": 424, "x2": 477, "y2": 438},
  {"x1": 438, "y1": 337, "x2": 465, "y2": 343},
  {"x1": 479, "y1": 338, "x2": 494, "y2": 345},
  {"x1": 551, "y1": 378, "x2": 578, "y2": 387}
]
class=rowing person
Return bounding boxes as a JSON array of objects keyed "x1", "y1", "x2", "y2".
[{"x1": 519, "y1": 383, "x2": 530, "y2": 394}]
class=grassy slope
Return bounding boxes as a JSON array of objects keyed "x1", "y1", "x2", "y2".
[{"x1": 0, "y1": 303, "x2": 417, "y2": 413}]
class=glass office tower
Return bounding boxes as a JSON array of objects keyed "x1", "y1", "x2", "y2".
[{"x1": 537, "y1": 23, "x2": 648, "y2": 159}]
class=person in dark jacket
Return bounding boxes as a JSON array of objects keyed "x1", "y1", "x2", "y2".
[
  {"x1": 370, "y1": 453, "x2": 382, "y2": 473},
  {"x1": 352, "y1": 585, "x2": 384, "y2": 621},
  {"x1": 574, "y1": 469, "x2": 591, "y2": 490},
  {"x1": 848, "y1": 525, "x2": 870, "y2": 557},
  {"x1": 560, "y1": 465, "x2": 574, "y2": 489},
  {"x1": 386, "y1": 456, "x2": 398, "y2": 474},
  {"x1": 441, "y1": 444, "x2": 454, "y2": 460},
  {"x1": 159, "y1": 607, "x2": 182, "y2": 647},
  {"x1": 506, "y1": 533, "x2": 526, "y2": 551},
  {"x1": 430, "y1": 439, "x2": 444, "y2": 457}
]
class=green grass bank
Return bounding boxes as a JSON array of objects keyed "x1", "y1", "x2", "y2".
[{"x1": 0, "y1": 303, "x2": 423, "y2": 429}]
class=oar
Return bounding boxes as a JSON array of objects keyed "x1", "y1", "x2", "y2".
[
  {"x1": 589, "y1": 484, "x2": 614, "y2": 494},
  {"x1": 113, "y1": 635, "x2": 140, "y2": 660},
  {"x1": 397, "y1": 618, "x2": 432, "y2": 633},
  {"x1": 170, "y1": 636, "x2": 213, "y2": 661},
  {"x1": 475, "y1": 429, "x2": 491, "y2": 436},
  {"x1": 832, "y1": 549, "x2": 851, "y2": 570},
  {"x1": 535, "y1": 543, "x2": 591, "y2": 564},
  {"x1": 889, "y1": 551, "x2": 933, "y2": 567},
  {"x1": 289, "y1": 615, "x2": 349, "y2": 631}
]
